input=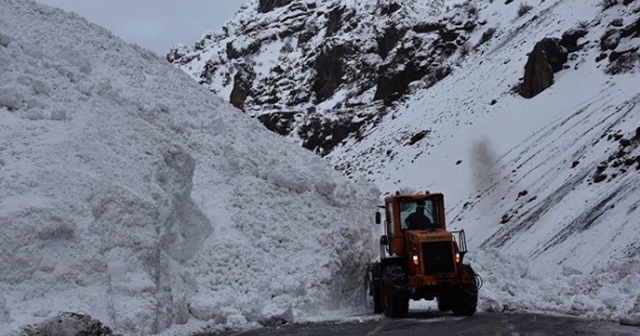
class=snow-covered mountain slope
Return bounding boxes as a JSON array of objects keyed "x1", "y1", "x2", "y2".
[
  {"x1": 169, "y1": 0, "x2": 477, "y2": 155},
  {"x1": 174, "y1": 0, "x2": 640, "y2": 325},
  {"x1": 0, "y1": 0, "x2": 378, "y2": 335}
]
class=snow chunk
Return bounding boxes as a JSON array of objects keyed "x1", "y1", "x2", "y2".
[
  {"x1": 0, "y1": 31, "x2": 13, "y2": 47},
  {"x1": 0, "y1": 86, "x2": 24, "y2": 110}
]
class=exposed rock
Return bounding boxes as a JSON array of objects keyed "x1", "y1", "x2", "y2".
[
  {"x1": 380, "y1": 2, "x2": 401, "y2": 15},
  {"x1": 606, "y1": 48, "x2": 640, "y2": 74},
  {"x1": 375, "y1": 61, "x2": 423, "y2": 105},
  {"x1": 230, "y1": 65, "x2": 255, "y2": 109},
  {"x1": 413, "y1": 22, "x2": 443, "y2": 33},
  {"x1": 621, "y1": 16, "x2": 640, "y2": 38},
  {"x1": 378, "y1": 26, "x2": 407, "y2": 59},
  {"x1": 520, "y1": 38, "x2": 568, "y2": 98},
  {"x1": 600, "y1": 29, "x2": 621, "y2": 51},
  {"x1": 259, "y1": 0, "x2": 293, "y2": 13},
  {"x1": 226, "y1": 40, "x2": 262, "y2": 60},
  {"x1": 424, "y1": 65, "x2": 452, "y2": 88},
  {"x1": 620, "y1": 138, "x2": 631, "y2": 146},
  {"x1": 258, "y1": 111, "x2": 298, "y2": 136},
  {"x1": 311, "y1": 44, "x2": 353, "y2": 102},
  {"x1": 439, "y1": 29, "x2": 460, "y2": 42},
  {"x1": 408, "y1": 130, "x2": 431, "y2": 145},
  {"x1": 593, "y1": 174, "x2": 607, "y2": 183},
  {"x1": 375, "y1": 29, "x2": 457, "y2": 105},
  {"x1": 610, "y1": 19, "x2": 624, "y2": 27},
  {"x1": 560, "y1": 28, "x2": 588, "y2": 52},
  {"x1": 20, "y1": 312, "x2": 114, "y2": 336},
  {"x1": 325, "y1": 6, "x2": 345, "y2": 37},
  {"x1": 298, "y1": 116, "x2": 366, "y2": 155}
]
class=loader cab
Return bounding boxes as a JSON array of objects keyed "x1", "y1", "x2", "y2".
[{"x1": 375, "y1": 191, "x2": 447, "y2": 257}]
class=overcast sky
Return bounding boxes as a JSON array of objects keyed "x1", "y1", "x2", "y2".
[{"x1": 35, "y1": 0, "x2": 247, "y2": 55}]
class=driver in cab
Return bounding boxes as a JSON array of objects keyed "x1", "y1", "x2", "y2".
[{"x1": 406, "y1": 205, "x2": 433, "y2": 230}]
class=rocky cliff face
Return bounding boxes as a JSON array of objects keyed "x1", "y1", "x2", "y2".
[
  {"x1": 168, "y1": 0, "x2": 483, "y2": 155},
  {"x1": 169, "y1": 0, "x2": 640, "y2": 164}
]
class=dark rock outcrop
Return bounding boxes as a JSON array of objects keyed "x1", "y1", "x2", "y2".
[
  {"x1": 377, "y1": 26, "x2": 407, "y2": 59},
  {"x1": 258, "y1": 111, "x2": 298, "y2": 136},
  {"x1": 298, "y1": 116, "x2": 366, "y2": 155},
  {"x1": 621, "y1": 16, "x2": 640, "y2": 38},
  {"x1": 311, "y1": 44, "x2": 353, "y2": 102},
  {"x1": 375, "y1": 60, "x2": 423, "y2": 105},
  {"x1": 380, "y1": 2, "x2": 401, "y2": 15},
  {"x1": 413, "y1": 22, "x2": 443, "y2": 33},
  {"x1": 520, "y1": 38, "x2": 568, "y2": 99},
  {"x1": 560, "y1": 28, "x2": 588, "y2": 52},
  {"x1": 230, "y1": 66, "x2": 255, "y2": 109},
  {"x1": 259, "y1": 0, "x2": 293, "y2": 13},
  {"x1": 325, "y1": 6, "x2": 345, "y2": 37},
  {"x1": 600, "y1": 17, "x2": 640, "y2": 75},
  {"x1": 601, "y1": 29, "x2": 622, "y2": 51}
]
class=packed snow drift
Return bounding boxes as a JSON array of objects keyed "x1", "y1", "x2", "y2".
[{"x1": 0, "y1": 0, "x2": 378, "y2": 335}]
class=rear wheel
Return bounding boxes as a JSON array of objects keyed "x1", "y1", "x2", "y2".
[
  {"x1": 437, "y1": 296, "x2": 452, "y2": 312},
  {"x1": 381, "y1": 264, "x2": 409, "y2": 317},
  {"x1": 370, "y1": 263, "x2": 383, "y2": 314},
  {"x1": 373, "y1": 282, "x2": 383, "y2": 313},
  {"x1": 451, "y1": 264, "x2": 478, "y2": 316}
]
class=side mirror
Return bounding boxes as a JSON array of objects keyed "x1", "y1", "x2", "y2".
[{"x1": 375, "y1": 211, "x2": 381, "y2": 224}]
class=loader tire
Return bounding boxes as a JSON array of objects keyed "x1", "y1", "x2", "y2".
[
  {"x1": 373, "y1": 282, "x2": 383, "y2": 314},
  {"x1": 451, "y1": 264, "x2": 478, "y2": 316},
  {"x1": 370, "y1": 263, "x2": 383, "y2": 314},
  {"x1": 381, "y1": 264, "x2": 409, "y2": 317},
  {"x1": 437, "y1": 296, "x2": 452, "y2": 312}
]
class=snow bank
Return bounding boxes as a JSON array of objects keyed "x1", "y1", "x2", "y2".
[
  {"x1": 0, "y1": 0, "x2": 378, "y2": 335},
  {"x1": 472, "y1": 250, "x2": 640, "y2": 321}
]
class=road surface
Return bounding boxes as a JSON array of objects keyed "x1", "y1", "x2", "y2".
[{"x1": 205, "y1": 310, "x2": 639, "y2": 336}]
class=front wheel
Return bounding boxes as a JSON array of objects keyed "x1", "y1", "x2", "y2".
[
  {"x1": 381, "y1": 264, "x2": 409, "y2": 317},
  {"x1": 451, "y1": 264, "x2": 478, "y2": 316}
]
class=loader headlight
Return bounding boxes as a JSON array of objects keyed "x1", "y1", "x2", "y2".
[
  {"x1": 412, "y1": 254, "x2": 419, "y2": 266},
  {"x1": 455, "y1": 252, "x2": 461, "y2": 264}
]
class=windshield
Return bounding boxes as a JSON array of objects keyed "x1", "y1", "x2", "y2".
[{"x1": 399, "y1": 199, "x2": 440, "y2": 230}]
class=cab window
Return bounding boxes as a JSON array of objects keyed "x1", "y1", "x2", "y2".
[{"x1": 399, "y1": 199, "x2": 439, "y2": 230}]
